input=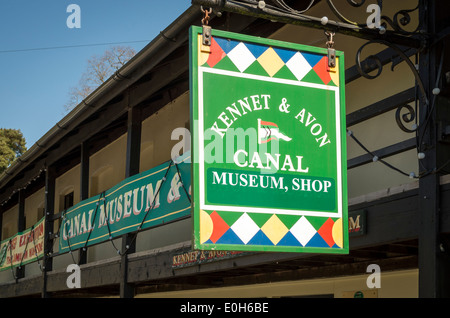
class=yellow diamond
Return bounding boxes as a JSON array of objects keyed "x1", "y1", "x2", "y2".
[
  {"x1": 329, "y1": 57, "x2": 340, "y2": 87},
  {"x1": 260, "y1": 215, "x2": 288, "y2": 245},
  {"x1": 257, "y1": 47, "x2": 285, "y2": 77}
]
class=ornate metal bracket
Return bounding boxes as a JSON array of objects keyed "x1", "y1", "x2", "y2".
[
  {"x1": 326, "y1": 0, "x2": 421, "y2": 35},
  {"x1": 192, "y1": 0, "x2": 425, "y2": 49},
  {"x1": 355, "y1": 39, "x2": 427, "y2": 133},
  {"x1": 192, "y1": 0, "x2": 428, "y2": 134}
]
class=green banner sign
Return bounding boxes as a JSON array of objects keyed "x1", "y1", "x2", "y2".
[
  {"x1": 190, "y1": 26, "x2": 348, "y2": 254},
  {"x1": 59, "y1": 152, "x2": 191, "y2": 253}
]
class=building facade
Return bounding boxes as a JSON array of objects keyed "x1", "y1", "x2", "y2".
[{"x1": 1, "y1": 1, "x2": 450, "y2": 298}]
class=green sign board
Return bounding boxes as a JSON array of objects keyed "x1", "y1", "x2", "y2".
[
  {"x1": 190, "y1": 26, "x2": 348, "y2": 254},
  {"x1": 59, "y1": 153, "x2": 191, "y2": 253}
]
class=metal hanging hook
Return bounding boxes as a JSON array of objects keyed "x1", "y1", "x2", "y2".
[
  {"x1": 200, "y1": 6, "x2": 213, "y2": 49},
  {"x1": 324, "y1": 30, "x2": 335, "y2": 48},
  {"x1": 201, "y1": 6, "x2": 212, "y2": 25},
  {"x1": 324, "y1": 30, "x2": 336, "y2": 69}
]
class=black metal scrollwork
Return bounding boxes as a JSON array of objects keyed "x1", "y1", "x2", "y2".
[
  {"x1": 325, "y1": 0, "x2": 420, "y2": 34},
  {"x1": 356, "y1": 39, "x2": 427, "y2": 101},
  {"x1": 395, "y1": 104, "x2": 417, "y2": 133},
  {"x1": 195, "y1": 0, "x2": 427, "y2": 135},
  {"x1": 381, "y1": 4, "x2": 421, "y2": 35},
  {"x1": 356, "y1": 39, "x2": 427, "y2": 133},
  {"x1": 269, "y1": 0, "x2": 420, "y2": 35},
  {"x1": 326, "y1": 0, "x2": 382, "y2": 27}
]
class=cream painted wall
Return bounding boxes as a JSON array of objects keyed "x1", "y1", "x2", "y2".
[
  {"x1": 55, "y1": 165, "x2": 81, "y2": 213},
  {"x1": 1, "y1": 205, "x2": 18, "y2": 241},
  {"x1": 0, "y1": 205, "x2": 18, "y2": 282},
  {"x1": 52, "y1": 164, "x2": 82, "y2": 268},
  {"x1": 90, "y1": 133, "x2": 127, "y2": 197},
  {"x1": 138, "y1": 91, "x2": 191, "y2": 252},
  {"x1": 136, "y1": 218, "x2": 191, "y2": 252},
  {"x1": 1, "y1": 187, "x2": 46, "y2": 242},
  {"x1": 83, "y1": 134, "x2": 127, "y2": 262},
  {"x1": 24, "y1": 188, "x2": 45, "y2": 228},
  {"x1": 137, "y1": 269, "x2": 418, "y2": 298},
  {"x1": 140, "y1": 91, "x2": 190, "y2": 172}
]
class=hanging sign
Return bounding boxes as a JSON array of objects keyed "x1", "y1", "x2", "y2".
[
  {"x1": 0, "y1": 217, "x2": 45, "y2": 272},
  {"x1": 59, "y1": 152, "x2": 191, "y2": 253},
  {"x1": 190, "y1": 26, "x2": 348, "y2": 254}
]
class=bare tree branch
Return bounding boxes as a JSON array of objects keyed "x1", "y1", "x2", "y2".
[{"x1": 64, "y1": 45, "x2": 136, "y2": 112}]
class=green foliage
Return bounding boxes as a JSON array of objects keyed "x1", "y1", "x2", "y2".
[{"x1": 0, "y1": 128, "x2": 27, "y2": 174}]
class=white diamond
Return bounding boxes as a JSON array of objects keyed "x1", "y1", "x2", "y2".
[
  {"x1": 285, "y1": 52, "x2": 312, "y2": 81},
  {"x1": 227, "y1": 42, "x2": 256, "y2": 72},
  {"x1": 231, "y1": 213, "x2": 260, "y2": 244},
  {"x1": 289, "y1": 216, "x2": 317, "y2": 246}
]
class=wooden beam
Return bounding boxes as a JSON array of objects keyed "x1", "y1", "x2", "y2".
[
  {"x1": 78, "y1": 141, "x2": 90, "y2": 265},
  {"x1": 45, "y1": 256, "x2": 121, "y2": 293},
  {"x1": 16, "y1": 190, "x2": 26, "y2": 279},
  {"x1": 129, "y1": 54, "x2": 188, "y2": 109},
  {"x1": 220, "y1": 256, "x2": 418, "y2": 288},
  {"x1": 125, "y1": 107, "x2": 142, "y2": 178},
  {"x1": 347, "y1": 138, "x2": 417, "y2": 169},
  {"x1": 80, "y1": 141, "x2": 90, "y2": 201},
  {"x1": 346, "y1": 87, "x2": 416, "y2": 127},
  {"x1": 120, "y1": 106, "x2": 142, "y2": 298},
  {"x1": 345, "y1": 47, "x2": 417, "y2": 84},
  {"x1": 417, "y1": 0, "x2": 450, "y2": 298},
  {"x1": 0, "y1": 275, "x2": 42, "y2": 298}
]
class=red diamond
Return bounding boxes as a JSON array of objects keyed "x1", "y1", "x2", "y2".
[
  {"x1": 317, "y1": 218, "x2": 335, "y2": 247},
  {"x1": 206, "y1": 37, "x2": 226, "y2": 68},
  {"x1": 209, "y1": 211, "x2": 230, "y2": 243},
  {"x1": 312, "y1": 56, "x2": 332, "y2": 85}
]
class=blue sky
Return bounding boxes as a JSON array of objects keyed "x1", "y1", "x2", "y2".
[{"x1": 0, "y1": 0, "x2": 191, "y2": 147}]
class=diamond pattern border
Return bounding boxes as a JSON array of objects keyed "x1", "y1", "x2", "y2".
[
  {"x1": 200, "y1": 35, "x2": 339, "y2": 87},
  {"x1": 200, "y1": 210, "x2": 344, "y2": 249}
]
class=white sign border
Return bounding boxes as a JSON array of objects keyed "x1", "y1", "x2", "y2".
[{"x1": 197, "y1": 67, "x2": 343, "y2": 218}]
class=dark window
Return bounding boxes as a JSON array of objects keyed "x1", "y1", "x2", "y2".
[{"x1": 64, "y1": 192, "x2": 74, "y2": 210}]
